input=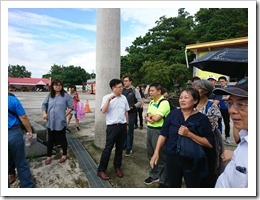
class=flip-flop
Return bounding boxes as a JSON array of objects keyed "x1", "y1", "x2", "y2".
[
  {"x1": 45, "y1": 158, "x2": 52, "y2": 165},
  {"x1": 58, "y1": 156, "x2": 67, "y2": 163}
]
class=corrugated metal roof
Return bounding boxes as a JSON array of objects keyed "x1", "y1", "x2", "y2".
[
  {"x1": 8, "y1": 77, "x2": 50, "y2": 85},
  {"x1": 186, "y1": 37, "x2": 248, "y2": 51}
]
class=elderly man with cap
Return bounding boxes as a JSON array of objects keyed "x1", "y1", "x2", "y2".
[{"x1": 213, "y1": 78, "x2": 248, "y2": 188}]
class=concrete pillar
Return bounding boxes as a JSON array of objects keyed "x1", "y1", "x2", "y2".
[{"x1": 94, "y1": 8, "x2": 121, "y2": 148}]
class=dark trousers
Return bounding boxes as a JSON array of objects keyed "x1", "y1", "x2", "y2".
[
  {"x1": 135, "y1": 108, "x2": 143, "y2": 126},
  {"x1": 125, "y1": 113, "x2": 136, "y2": 151},
  {"x1": 166, "y1": 154, "x2": 201, "y2": 188},
  {"x1": 47, "y1": 127, "x2": 67, "y2": 156},
  {"x1": 218, "y1": 118, "x2": 222, "y2": 133},
  {"x1": 9, "y1": 158, "x2": 16, "y2": 175},
  {"x1": 98, "y1": 124, "x2": 127, "y2": 172},
  {"x1": 200, "y1": 150, "x2": 217, "y2": 188},
  {"x1": 220, "y1": 109, "x2": 230, "y2": 138}
]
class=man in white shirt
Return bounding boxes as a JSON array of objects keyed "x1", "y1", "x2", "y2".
[
  {"x1": 97, "y1": 79, "x2": 130, "y2": 180},
  {"x1": 213, "y1": 78, "x2": 248, "y2": 188}
]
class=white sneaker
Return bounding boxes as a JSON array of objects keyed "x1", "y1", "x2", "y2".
[{"x1": 226, "y1": 137, "x2": 231, "y2": 144}]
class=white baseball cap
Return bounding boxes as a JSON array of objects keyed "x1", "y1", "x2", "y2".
[{"x1": 207, "y1": 75, "x2": 218, "y2": 81}]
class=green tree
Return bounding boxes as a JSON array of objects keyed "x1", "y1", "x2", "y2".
[
  {"x1": 8, "y1": 64, "x2": 31, "y2": 78},
  {"x1": 89, "y1": 73, "x2": 96, "y2": 79},
  {"x1": 121, "y1": 8, "x2": 196, "y2": 88},
  {"x1": 42, "y1": 64, "x2": 92, "y2": 87},
  {"x1": 121, "y1": 8, "x2": 248, "y2": 88},
  {"x1": 194, "y1": 8, "x2": 248, "y2": 42},
  {"x1": 140, "y1": 61, "x2": 192, "y2": 91}
]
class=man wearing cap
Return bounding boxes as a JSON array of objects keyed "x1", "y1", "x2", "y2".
[
  {"x1": 207, "y1": 75, "x2": 221, "y2": 104},
  {"x1": 213, "y1": 78, "x2": 248, "y2": 188}
]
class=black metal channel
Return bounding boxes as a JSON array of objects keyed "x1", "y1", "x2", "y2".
[{"x1": 67, "y1": 137, "x2": 112, "y2": 188}]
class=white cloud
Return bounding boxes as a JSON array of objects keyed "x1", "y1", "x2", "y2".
[
  {"x1": 7, "y1": 7, "x2": 200, "y2": 77},
  {"x1": 9, "y1": 10, "x2": 96, "y2": 31},
  {"x1": 8, "y1": 10, "x2": 97, "y2": 77},
  {"x1": 120, "y1": 8, "x2": 199, "y2": 55}
]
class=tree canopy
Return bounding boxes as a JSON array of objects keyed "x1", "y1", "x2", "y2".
[
  {"x1": 8, "y1": 65, "x2": 32, "y2": 78},
  {"x1": 42, "y1": 64, "x2": 94, "y2": 87},
  {"x1": 121, "y1": 8, "x2": 248, "y2": 91},
  {"x1": 194, "y1": 8, "x2": 248, "y2": 42}
]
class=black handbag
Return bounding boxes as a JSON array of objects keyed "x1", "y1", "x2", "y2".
[
  {"x1": 176, "y1": 136, "x2": 206, "y2": 159},
  {"x1": 176, "y1": 121, "x2": 208, "y2": 177}
]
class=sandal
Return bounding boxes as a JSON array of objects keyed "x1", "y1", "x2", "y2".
[
  {"x1": 45, "y1": 157, "x2": 52, "y2": 165},
  {"x1": 58, "y1": 156, "x2": 67, "y2": 163}
]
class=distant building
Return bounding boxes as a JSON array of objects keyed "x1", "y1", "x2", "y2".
[
  {"x1": 86, "y1": 78, "x2": 96, "y2": 94},
  {"x1": 186, "y1": 36, "x2": 248, "y2": 83},
  {"x1": 8, "y1": 77, "x2": 51, "y2": 92}
]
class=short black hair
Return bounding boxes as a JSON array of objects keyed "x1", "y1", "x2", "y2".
[
  {"x1": 149, "y1": 82, "x2": 162, "y2": 92},
  {"x1": 218, "y1": 76, "x2": 227, "y2": 81},
  {"x1": 191, "y1": 76, "x2": 201, "y2": 82},
  {"x1": 180, "y1": 87, "x2": 200, "y2": 108},
  {"x1": 109, "y1": 79, "x2": 123, "y2": 89},
  {"x1": 161, "y1": 87, "x2": 168, "y2": 95},
  {"x1": 70, "y1": 85, "x2": 76, "y2": 91},
  {"x1": 123, "y1": 75, "x2": 133, "y2": 82}
]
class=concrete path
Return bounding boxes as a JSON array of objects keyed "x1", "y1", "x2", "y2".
[{"x1": 13, "y1": 91, "x2": 237, "y2": 188}]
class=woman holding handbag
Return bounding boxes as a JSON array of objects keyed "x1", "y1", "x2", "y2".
[
  {"x1": 150, "y1": 87, "x2": 215, "y2": 188},
  {"x1": 67, "y1": 85, "x2": 80, "y2": 132}
]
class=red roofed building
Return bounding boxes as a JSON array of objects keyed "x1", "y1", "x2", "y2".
[{"x1": 8, "y1": 77, "x2": 51, "y2": 92}]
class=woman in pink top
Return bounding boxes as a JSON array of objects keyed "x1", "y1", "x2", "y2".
[{"x1": 67, "y1": 85, "x2": 80, "y2": 131}]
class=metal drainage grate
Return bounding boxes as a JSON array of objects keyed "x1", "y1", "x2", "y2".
[{"x1": 67, "y1": 137, "x2": 112, "y2": 188}]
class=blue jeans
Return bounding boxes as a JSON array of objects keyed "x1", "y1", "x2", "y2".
[
  {"x1": 8, "y1": 128, "x2": 34, "y2": 188},
  {"x1": 125, "y1": 113, "x2": 136, "y2": 151}
]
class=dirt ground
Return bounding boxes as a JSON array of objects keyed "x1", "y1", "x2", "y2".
[{"x1": 9, "y1": 91, "x2": 236, "y2": 189}]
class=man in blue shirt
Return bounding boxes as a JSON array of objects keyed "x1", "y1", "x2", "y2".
[
  {"x1": 213, "y1": 78, "x2": 248, "y2": 187},
  {"x1": 218, "y1": 76, "x2": 231, "y2": 143},
  {"x1": 8, "y1": 93, "x2": 35, "y2": 188}
]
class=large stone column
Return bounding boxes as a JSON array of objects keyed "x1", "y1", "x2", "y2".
[{"x1": 94, "y1": 8, "x2": 120, "y2": 148}]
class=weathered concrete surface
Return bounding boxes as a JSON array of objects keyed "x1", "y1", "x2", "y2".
[{"x1": 95, "y1": 8, "x2": 121, "y2": 149}]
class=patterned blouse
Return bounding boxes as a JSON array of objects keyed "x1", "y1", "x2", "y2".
[{"x1": 197, "y1": 101, "x2": 222, "y2": 131}]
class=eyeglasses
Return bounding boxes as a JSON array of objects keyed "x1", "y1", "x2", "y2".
[{"x1": 227, "y1": 101, "x2": 248, "y2": 110}]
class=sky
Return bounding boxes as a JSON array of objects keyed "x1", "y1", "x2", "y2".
[
  {"x1": 4, "y1": 1, "x2": 256, "y2": 79},
  {"x1": 1, "y1": 0, "x2": 257, "y2": 198},
  {"x1": 6, "y1": 5, "x2": 203, "y2": 77}
]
